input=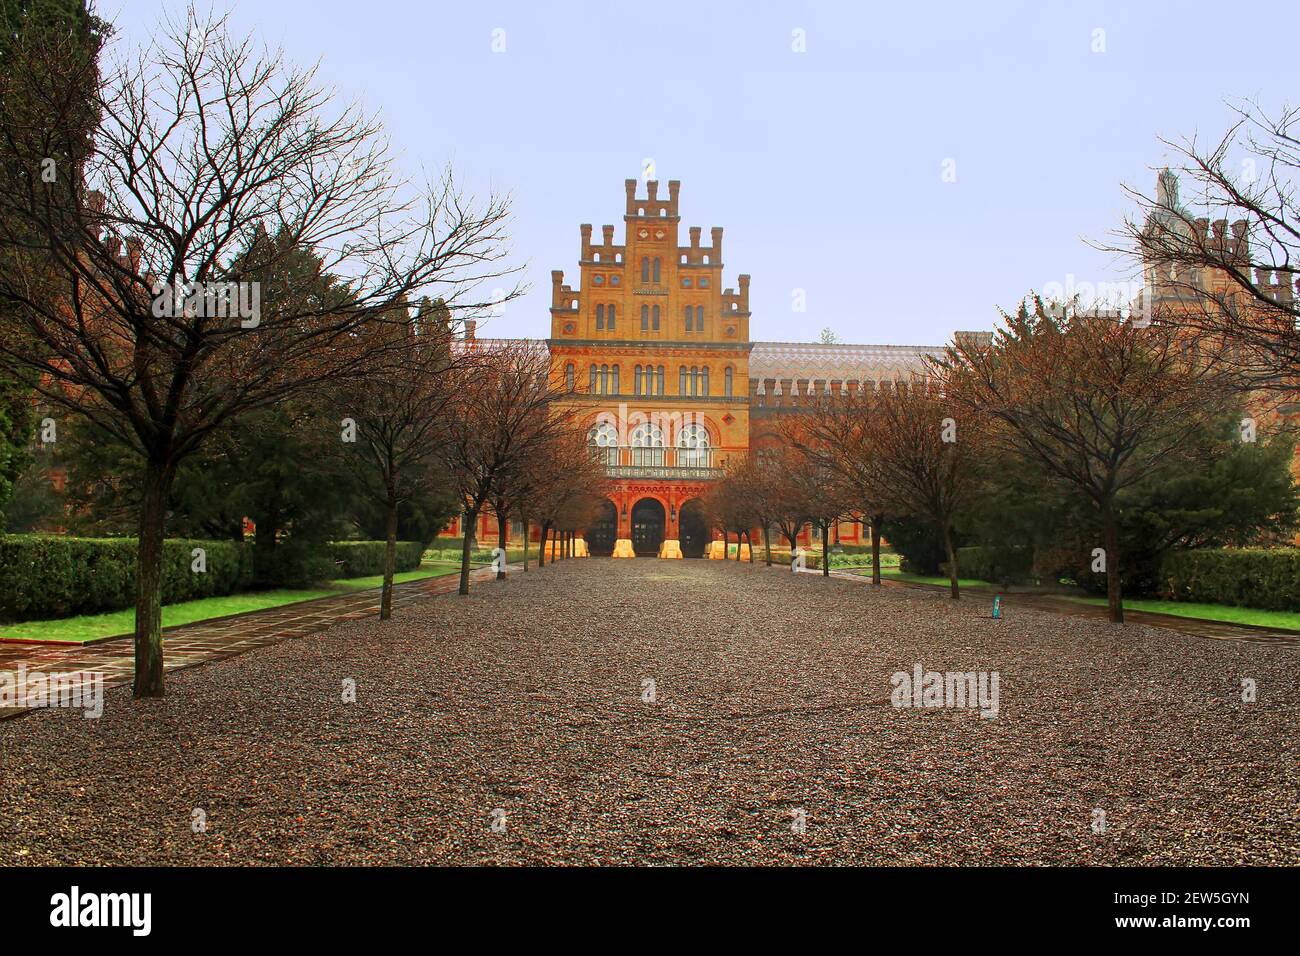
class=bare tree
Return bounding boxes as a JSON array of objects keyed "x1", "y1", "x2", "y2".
[
  {"x1": 942, "y1": 299, "x2": 1236, "y2": 619},
  {"x1": 1105, "y1": 102, "x2": 1300, "y2": 390},
  {"x1": 442, "y1": 341, "x2": 573, "y2": 595},
  {"x1": 835, "y1": 378, "x2": 984, "y2": 599},
  {"x1": 335, "y1": 298, "x2": 464, "y2": 619},
  {"x1": 0, "y1": 9, "x2": 518, "y2": 695},
  {"x1": 798, "y1": 389, "x2": 892, "y2": 584}
]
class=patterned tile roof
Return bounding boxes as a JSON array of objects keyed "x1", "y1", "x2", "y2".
[{"x1": 748, "y1": 341, "x2": 945, "y2": 381}]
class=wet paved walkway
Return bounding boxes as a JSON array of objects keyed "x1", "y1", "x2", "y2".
[
  {"x1": 829, "y1": 569, "x2": 1300, "y2": 649},
  {"x1": 0, "y1": 564, "x2": 514, "y2": 719}
]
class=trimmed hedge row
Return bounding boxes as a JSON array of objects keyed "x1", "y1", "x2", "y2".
[
  {"x1": 1160, "y1": 548, "x2": 1300, "y2": 611},
  {"x1": 0, "y1": 535, "x2": 253, "y2": 622},
  {"x1": 326, "y1": 540, "x2": 424, "y2": 577},
  {"x1": 0, "y1": 536, "x2": 425, "y2": 623}
]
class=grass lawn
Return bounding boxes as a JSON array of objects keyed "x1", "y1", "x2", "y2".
[
  {"x1": 862, "y1": 568, "x2": 1300, "y2": 632},
  {"x1": 1064, "y1": 595, "x2": 1300, "y2": 631},
  {"x1": 0, "y1": 563, "x2": 463, "y2": 644},
  {"x1": 869, "y1": 567, "x2": 988, "y2": 589}
]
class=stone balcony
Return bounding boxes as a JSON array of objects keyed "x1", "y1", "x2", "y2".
[{"x1": 592, "y1": 446, "x2": 725, "y2": 480}]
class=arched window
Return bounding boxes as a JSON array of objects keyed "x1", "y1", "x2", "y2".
[
  {"x1": 588, "y1": 420, "x2": 619, "y2": 465},
  {"x1": 701, "y1": 366, "x2": 710, "y2": 396},
  {"x1": 641, "y1": 257, "x2": 649, "y2": 283},
  {"x1": 677, "y1": 422, "x2": 711, "y2": 467},
  {"x1": 611, "y1": 365, "x2": 620, "y2": 394},
  {"x1": 652, "y1": 305, "x2": 660, "y2": 331},
  {"x1": 679, "y1": 366, "x2": 687, "y2": 395},
  {"x1": 690, "y1": 366, "x2": 699, "y2": 396},
  {"x1": 629, "y1": 422, "x2": 664, "y2": 446},
  {"x1": 565, "y1": 363, "x2": 575, "y2": 391},
  {"x1": 640, "y1": 305, "x2": 648, "y2": 331},
  {"x1": 600, "y1": 364, "x2": 609, "y2": 395},
  {"x1": 656, "y1": 365, "x2": 664, "y2": 395},
  {"x1": 724, "y1": 366, "x2": 733, "y2": 397},
  {"x1": 587, "y1": 421, "x2": 618, "y2": 446},
  {"x1": 589, "y1": 365, "x2": 597, "y2": 392},
  {"x1": 695, "y1": 305, "x2": 704, "y2": 330},
  {"x1": 596, "y1": 304, "x2": 604, "y2": 330},
  {"x1": 607, "y1": 304, "x2": 616, "y2": 330},
  {"x1": 652, "y1": 258, "x2": 661, "y2": 283},
  {"x1": 634, "y1": 364, "x2": 643, "y2": 395},
  {"x1": 684, "y1": 305, "x2": 693, "y2": 332}
]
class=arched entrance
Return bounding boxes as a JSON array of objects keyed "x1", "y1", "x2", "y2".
[
  {"x1": 587, "y1": 500, "x2": 618, "y2": 556},
  {"x1": 679, "y1": 499, "x2": 709, "y2": 558},
  {"x1": 631, "y1": 498, "x2": 665, "y2": 557}
]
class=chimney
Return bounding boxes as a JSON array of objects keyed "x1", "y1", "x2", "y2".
[
  {"x1": 464, "y1": 319, "x2": 476, "y2": 340},
  {"x1": 624, "y1": 179, "x2": 637, "y2": 214},
  {"x1": 710, "y1": 226, "x2": 723, "y2": 260}
]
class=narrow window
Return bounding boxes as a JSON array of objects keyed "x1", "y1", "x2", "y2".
[
  {"x1": 611, "y1": 365, "x2": 620, "y2": 394},
  {"x1": 607, "y1": 304, "x2": 615, "y2": 331},
  {"x1": 589, "y1": 365, "x2": 597, "y2": 392},
  {"x1": 565, "y1": 363, "x2": 574, "y2": 391},
  {"x1": 596, "y1": 304, "x2": 604, "y2": 330},
  {"x1": 684, "y1": 305, "x2": 693, "y2": 332},
  {"x1": 641, "y1": 304, "x2": 648, "y2": 331},
  {"x1": 652, "y1": 305, "x2": 660, "y2": 331},
  {"x1": 656, "y1": 366, "x2": 664, "y2": 395},
  {"x1": 696, "y1": 305, "x2": 704, "y2": 330},
  {"x1": 690, "y1": 366, "x2": 699, "y2": 396},
  {"x1": 634, "y1": 364, "x2": 643, "y2": 395},
  {"x1": 724, "y1": 366, "x2": 733, "y2": 397},
  {"x1": 641, "y1": 257, "x2": 649, "y2": 283},
  {"x1": 702, "y1": 367, "x2": 709, "y2": 396},
  {"x1": 679, "y1": 366, "x2": 687, "y2": 394},
  {"x1": 652, "y1": 258, "x2": 661, "y2": 283},
  {"x1": 600, "y1": 364, "x2": 609, "y2": 395}
]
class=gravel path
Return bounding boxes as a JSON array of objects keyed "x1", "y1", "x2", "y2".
[{"x1": 1, "y1": 560, "x2": 1295, "y2": 865}]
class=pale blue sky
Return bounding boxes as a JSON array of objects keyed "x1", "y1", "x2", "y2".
[{"x1": 105, "y1": 0, "x2": 1291, "y2": 345}]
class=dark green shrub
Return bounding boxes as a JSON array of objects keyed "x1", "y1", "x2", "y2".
[
  {"x1": 0, "y1": 535, "x2": 252, "y2": 622},
  {"x1": 1160, "y1": 549, "x2": 1300, "y2": 611},
  {"x1": 326, "y1": 541, "x2": 423, "y2": 578},
  {"x1": 957, "y1": 546, "x2": 1033, "y2": 585}
]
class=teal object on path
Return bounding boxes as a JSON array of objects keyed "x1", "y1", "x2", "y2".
[{"x1": 992, "y1": 595, "x2": 1002, "y2": 619}]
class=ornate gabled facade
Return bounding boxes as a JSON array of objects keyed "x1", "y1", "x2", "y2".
[{"x1": 444, "y1": 179, "x2": 981, "y2": 556}]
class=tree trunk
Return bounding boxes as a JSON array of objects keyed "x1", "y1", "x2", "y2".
[
  {"x1": 733, "y1": 529, "x2": 740, "y2": 561},
  {"x1": 538, "y1": 522, "x2": 549, "y2": 567},
  {"x1": 870, "y1": 514, "x2": 882, "y2": 586},
  {"x1": 1103, "y1": 499, "x2": 1123, "y2": 623},
  {"x1": 522, "y1": 516, "x2": 530, "y2": 572},
  {"x1": 942, "y1": 522, "x2": 959, "y2": 600},
  {"x1": 496, "y1": 509, "x2": 508, "y2": 580},
  {"x1": 821, "y1": 520, "x2": 830, "y2": 577},
  {"x1": 380, "y1": 487, "x2": 398, "y2": 620},
  {"x1": 458, "y1": 505, "x2": 480, "y2": 596},
  {"x1": 746, "y1": 530, "x2": 754, "y2": 563},
  {"x1": 763, "y1": 524, "x2": 772, "y2": 566},
  {"x1": 133, "y1": 457, "x2": 173, "y2": 697}
]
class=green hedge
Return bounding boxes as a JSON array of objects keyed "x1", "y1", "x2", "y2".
[
  {"x1": 0, "y1": 535, "x2": 253, "y2": 622},
  {"x1": 1160, "y1": 548, "x2": 1300, "y2": 611},
  {"x1": 326, "y1": 540, "x2": 423, "y2": 577}
]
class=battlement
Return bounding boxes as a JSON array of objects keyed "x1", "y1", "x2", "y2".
[
  {"x1": 678, "y1": 224, "x2": 724, "y2": 267},
  {"x1": 624, "y1": 178, "x2": 681, "y2": 219},
  {"x1": 1255, "y1": 268, "x2": 1298, "y2": 306},
  {"x1": 1186, "y1": 217, "x2": 1251, "y2": 260},
  {"x1": 580, "y1": 222, "x2": 626, "y2": 264},
  {"x1": 550, "y1": 269, "x2": 579, "y2": 311}
]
